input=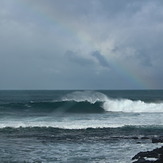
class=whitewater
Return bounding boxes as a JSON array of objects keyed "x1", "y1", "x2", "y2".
[
  {"x1": 0, "y1": 90, "x2": 163, "y2": 129},
  {"x1": 63, "y1": 91, "x2": 163, "y2": 113},
  {"x1": 0, "y1": 90, "x2": 163, "y2": 162}
]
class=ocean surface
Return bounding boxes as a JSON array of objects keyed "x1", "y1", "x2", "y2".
[{"x1": 0, "y1": 90, "x2": 163, "y2": 163}]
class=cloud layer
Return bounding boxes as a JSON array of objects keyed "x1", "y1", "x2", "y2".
[{"x1": 0, "y1": 0, "x2": 163, "y2": 89}]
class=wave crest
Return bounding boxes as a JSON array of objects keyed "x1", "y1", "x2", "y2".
[{"x1": 62, "y1": 91, "x2": 108, "y2": 103}]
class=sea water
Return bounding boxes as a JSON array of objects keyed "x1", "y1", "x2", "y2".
[{"x1": 0, "y1": 90, "x2": 163, "y2": 162}]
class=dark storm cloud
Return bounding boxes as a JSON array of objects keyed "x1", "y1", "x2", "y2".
[
  {"x1": 65, "y1": 50, "x2": 94, "y2": 66},
  {"x1": 92, "y1": 51, "x2": 110, "y2": 68},
  {"x1": 0, "y1": 0, "x2": 163, "y2": 89}
]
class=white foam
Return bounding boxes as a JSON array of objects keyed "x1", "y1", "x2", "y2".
[
  {"x1": 1, "y1": 91, "x2": 163, "y2": 129},
  {"x1": 0, "y1": 120, "x2": 125, "y2": 129},
  {"x1": 103, "y1": 98, "x2": 163, "y2": 113},
  {"x1": 1, "y1": 111, "x2": 163, "y2": 129},
  {"x1": 62, "y1": 91, "x2": 163, "y2": 113}
]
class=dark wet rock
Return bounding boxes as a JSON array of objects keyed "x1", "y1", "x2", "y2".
[
  {"x1": 141, "y1": 136, "x2": 150, "y2": 140},
  {"x1": 136, "y1": 142, "x2": 142, "y2": 144},
  {"x1": 132, "y1": 146, "x2": 163, "y2": 163},
  {"x1": 131, "y1": 136, "x2": 139, "y2": 139},
  {"x1": 152, "y1": 137, "x2": 163, "y2": 143}
]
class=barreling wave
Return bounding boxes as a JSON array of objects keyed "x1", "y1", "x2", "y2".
[
  {"x1": 1, "y1": 91, "x2": 163, "y2": 113},
  {"x1": 62, "y1": 91, "x2": 163, "y2": 113},
  {"x1": 0, "y1": 101, "x2": 104, "y2": 113}
]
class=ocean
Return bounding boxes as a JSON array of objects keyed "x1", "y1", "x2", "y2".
[{"x1": 0, "y1": 90, "x2": 163, "y2": 163}]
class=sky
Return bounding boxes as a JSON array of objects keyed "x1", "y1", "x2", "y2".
[{"x1": 0, "y1": 0, "x2": 163, "y2": 90}]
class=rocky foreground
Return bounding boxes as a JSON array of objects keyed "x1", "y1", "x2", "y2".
[{"x1": 132, "y1": 137, "x2": 163, "y2": 163}]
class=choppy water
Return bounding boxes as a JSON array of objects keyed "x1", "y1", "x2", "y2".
[{"x1": 0, "y1": 90, "x2": 163, "y2": 162}]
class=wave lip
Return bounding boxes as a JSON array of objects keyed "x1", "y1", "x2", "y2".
[{"x1": 62, "y1": 91, "x2": 108, "y2": 103}]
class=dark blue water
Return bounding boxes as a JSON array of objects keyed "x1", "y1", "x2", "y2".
[{"x1": 0, "y1": 90, "x2": 163, "y2": 162}]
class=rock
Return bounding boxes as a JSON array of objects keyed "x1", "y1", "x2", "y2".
[
  {"x1": 132, "y1": 146, "x2": 163, "y2": 163},
  {"x1": 141, "y1": 137, "x2": 150, "y2": 140},
  {"x1": 152, "y1": 137, "x2": 163, "y2": 143},
  {"x1": 132, "y1": 157, "x2": 152, "y2": 163},
  {"x1": 131, "y1": 136, "x2": 139, "y2": 139}
]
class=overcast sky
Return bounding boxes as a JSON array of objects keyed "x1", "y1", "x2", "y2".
[{"x1": 0, "y1": 0, "x2": 163, "y2": 90}]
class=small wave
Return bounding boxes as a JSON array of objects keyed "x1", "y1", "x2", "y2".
[{"x1": 0, "y1": 125, "x2": 163, "y2": 137}]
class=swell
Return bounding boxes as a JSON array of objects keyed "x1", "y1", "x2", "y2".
[
  {"x1": 1, "y1": 98, "x2": 163, "y2": 113},
  {"x1": 0, "y1": 126, "x2": 163, "y2": 140},
  {"x1": 0, "y1": 101, "x2": 105, "y2": 113}
]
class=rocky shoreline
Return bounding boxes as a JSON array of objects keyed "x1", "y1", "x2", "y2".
[{"x1": 132, "y1": 137, "x2": 163, "y2": 163}]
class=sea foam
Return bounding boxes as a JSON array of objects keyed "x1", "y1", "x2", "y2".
[
  {"x1": 62, "y1": 91, "x2": 163, "y2": 113},
  {"x1": 103, "y1": 98, "x2": 163, "y2": 113}
]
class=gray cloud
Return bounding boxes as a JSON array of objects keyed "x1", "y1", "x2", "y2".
[
  {"x1": 0, "y1": 0, "x2": 163, "y2": 89},
  {"x1": 65, "y1": 50, "x2": 94, "y2": 66},
  {"x1": 92, "y1": 51, "x2": 110, "y2": 69}
]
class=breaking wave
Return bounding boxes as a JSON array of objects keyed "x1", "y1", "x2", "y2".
[
  {"x1": 0, "y1": 91, "x2": 163, "y2": 113},
  {"x1": 62, "y1": 91, "x2": 163, "y2": 113},
  {"x1": 103, "y1": 98, "x2": 163, "y2": 113}
]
